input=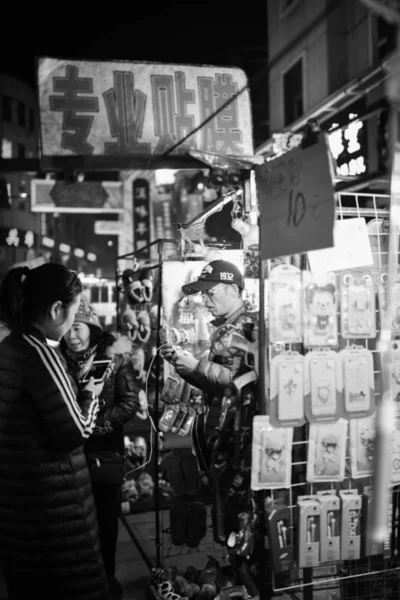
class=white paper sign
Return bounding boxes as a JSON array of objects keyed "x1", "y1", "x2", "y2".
[{"x1": 308, "y1": 217, "x2": 373, "y2": 273}]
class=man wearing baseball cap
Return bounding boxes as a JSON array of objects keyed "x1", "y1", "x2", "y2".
[{"x1": 160, "y1": 259, "x2": 258, "y2": 542}]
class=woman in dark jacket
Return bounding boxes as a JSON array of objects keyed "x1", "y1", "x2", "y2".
[
  {"x1": 0, "y1": 264, "x2": 110, "y2": 600},
  {"x1": 61, "y1": 300, "x2": 147, "y2": 599}
]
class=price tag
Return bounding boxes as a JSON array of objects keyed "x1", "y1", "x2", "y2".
[{"x1": 256, "y1": 137, "x2": 335, "y2": 260}]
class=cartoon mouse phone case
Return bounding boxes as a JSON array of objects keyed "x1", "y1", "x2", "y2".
[
  {"x1": 304, "y1": 349, "x2": 343, "y2": 423},
  {"x1": 269, "y1": 264, "x2": 302, "y2": 344},
  {"x1": 340, "y1": 271, "x2": 377, "y2": 339},
  {"x1": 339, "y1": 346, "x2": 375, "y2": 419},
  {"x1": 270, "y1": 351, "x2": 305, "y2": 428},
  {"x1": 302, "y1": 271, "x2": 338, "y2": 348},
  {"x1": 378, "y1": 271, "x2": 400, "y2": 337}
]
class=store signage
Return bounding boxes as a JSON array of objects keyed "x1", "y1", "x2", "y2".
[
  {"x1": 133, "y1": 178, "x2": 150, "y2": 258},
  {"x1": 94, "y1": 220, "x2": 122, "y2": 235},
  {"x1": 42, "y1": 236, "x2": 55, "y2": 248},
  {"x1": 153, "y1": 186, "x2": 176, "y2": 241},
  {"x1": 328, "y1": 114, "x2": 367, "y2": 178},
  {"x1": 6, "y1": 229, "x2": 20, "y2": 247},
  {"x1": 31, "y1": 179, "x2": 124, "y2": 213},
  {"x1": 255, "y1": 137, "x2": 335, "y2": 260},
  {"x1": 37, "y1": 58, "x2": 253, "y2": 157},
  {"x1": 0, "y1": 228, "x2": 40, "y2": 249}
]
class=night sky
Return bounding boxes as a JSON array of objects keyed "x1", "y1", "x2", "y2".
[{"x1": 0, "y1": 2, "x2": 267, "y2": 87}]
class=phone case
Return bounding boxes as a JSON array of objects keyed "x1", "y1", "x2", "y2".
[
  {"x1": 158, "y1": 404, "x2": 180, "y2": 433},
  {"x1": 302, "y1": 271, "x2": 338, "y2": 348},
  {"x1": 270, "y1": 351, "x2": 305, "y2": 427},
  {"x1": 340, "y1": 346, "x2": 375, "y2": 419},
  {"x1": 251, "y1": 416, "x2": 293, "y2": 490},
  {"x1": 349, "y1": 414, "x2": 376, "y2": 479},
  {"x1": 178, "y1": 407, "x2": 196, "y2": 436},
  {"x1": 304, "y1": 349, "x2": 343, "y2": 423},
  {"x1": 171, "y1": 405, "x2": 188, "y2": 434},
  {"x1": 378, "y1": 271, "x2": 400, "y2": 337},
  {"x1": 306, "y1": 420, "x2": 348, "y2": 483},
  {"x1": 269, "y1": 264, "x2": 302, "y2": 344},
  {"x1": 340, "y1": 271, "x2": 377, "y2": 339}
]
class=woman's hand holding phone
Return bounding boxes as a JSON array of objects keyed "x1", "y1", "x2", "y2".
[
  {"x1": 83, "y1": 377, "x2": 105, "y2": 397},
  {"x1": 136, "y1": 389, "x2": 148, "y2": 420}
]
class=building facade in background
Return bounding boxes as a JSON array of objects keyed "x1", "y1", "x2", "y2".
[
  {"x1": 256, "y1": 0, "x2": 397, "y2": 194},
  {"x1": 0, "y1": 74, "x2": 42, "y2": 270}
]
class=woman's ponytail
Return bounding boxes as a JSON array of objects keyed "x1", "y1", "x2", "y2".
[{"x1": 0, "y1": 267, "x2": 29, "y2": 330}]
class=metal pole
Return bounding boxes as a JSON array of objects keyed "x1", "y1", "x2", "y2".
[{"x1": 153, "y1": 242, "x2": 164, "y2": 568}]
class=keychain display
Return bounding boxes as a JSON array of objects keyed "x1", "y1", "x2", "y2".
[
  {"x1": 378, "y1": 271, "x2": 400, "y2": 337},
  {"x1": 251, "y1": 416, "x2": 293, "y2": 490},
  {"x1": 306, "y1": 419, "x2": 348, "y2": 483},
  {"x1": 340, "y1": 270, "x2": 376, "y2": 339},
  {"x1": 339, "y1": 345, "x2": 375, "y2": 419},
  {"x1": 269, "y1": 264, "x2": 302, "y2": 344},
  {"x1": 302, "y1": 271, "x2": 338, "y2": 348},
  {"x1": 304, "y1": 349, "x2": 343, "y2": 423},
  {"x1": 349, "y1": 413, "x2": 376, "y2": 479},
  {"x1": 269, "y1": 351, "x2": 305, "y2": 427}
]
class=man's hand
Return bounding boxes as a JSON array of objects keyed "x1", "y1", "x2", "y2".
[
  {"x1": 173, "y1": 352, "x2": 199, "y2": 376},
  {"x1": 159, "y1": 344, "x2": 176, "y2": 363},
  {"x1": 160, "y1": 344, "x2": 198, "y2": 376}
]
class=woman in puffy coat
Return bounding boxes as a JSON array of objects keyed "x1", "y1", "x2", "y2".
[
  {"x1": 0, "y1": 264, "x2": 110, "y2": 600},
  {"x1": 60, "y1": 300, "x2": 147, "y2": 599}
]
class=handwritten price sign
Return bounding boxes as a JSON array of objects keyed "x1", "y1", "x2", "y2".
[{"x1": 256, "y1": 137, "x2": 335, "y2": 260}]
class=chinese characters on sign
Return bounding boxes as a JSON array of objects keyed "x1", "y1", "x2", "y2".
[
  {"x1": 38, "y1": 58, "x2": 253, "y2": 157},
  {"x1": 328, "y1": 113, "x2": 367, "y2": 178},
  {"x1": 255, "y1": 138, "x2": 335, "y2": 260},
  {"x1": 133, "y1": 179, "x2": 151, "y2": 258}
]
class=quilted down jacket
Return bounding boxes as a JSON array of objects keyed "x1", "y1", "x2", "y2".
[{"x1": 0, "y1": 328, "x2": 110, "y2": 600}]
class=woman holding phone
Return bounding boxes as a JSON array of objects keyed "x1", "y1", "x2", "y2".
[
  {"x1": 61, "y1": 300, "x2": 147, "y2": 599},
  {"x1": 0, "y1": 264, "x2": 110, "y2": 600}
]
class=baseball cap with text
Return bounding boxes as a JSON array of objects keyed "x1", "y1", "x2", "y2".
[{"x1": 182, "y1": 260, "x2": 244, "y2": 296}]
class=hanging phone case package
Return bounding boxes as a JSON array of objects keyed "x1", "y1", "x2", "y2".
[
  {"x1": 265, "y1": 500, "x2": 293, "y2": 573},
  {"x1": 269, "y1": 351, "x2": 305, "y2": 428},
  {"x1": 304, "y1": 349, "x2": 343, "y2": 423},
  {"x1": 390, "y1": 412, "x2": 400, "y2": 485},
  {"x1": 316, "y1": 491, "x2": 341, "y2": 563},
  {"x1": 378, "y1": 270, "x2": 400, "y2": 337},
  {"x1": 297, "y1": 495, "x2": 321, "y2": 568},
  {"x1": 362, "y1": 486, "x2": 385, "y2": 557},
  {"x1": 339, "y1": 346, "x2": 375, "y2": 419},
  {"x1": 349, "y1": 413, "x2": 376, "y2": 479},
  {"x1": 390, "y1": 344, "x2": 400, "y2": 405},
  {"x1": 340, "y1": 270, "x2": 376, "y2": 339},
  {"x1": 269, "y1": 264, "x2": 302, "y2": 344},
  {"x1": 306, "y1": 420, "x2": 347, "y2": 483},
  {"x1": 251, "y1": 416, "x2": 293, "y2": 490},
  {"x1": 302, "y1": 271, "x2": 338, "y2": 348},
  {"x1": 340, "y1": 490, "x2": 362, "y2": 560}
]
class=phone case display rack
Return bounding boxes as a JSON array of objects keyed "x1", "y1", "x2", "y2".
[{"x1": 258, "y1": 192, "x2": 400, "y2": 600}]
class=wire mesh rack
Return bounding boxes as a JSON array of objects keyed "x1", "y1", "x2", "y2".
[{"x1": 263, "y1": 192, "x2": 400, "y2": 599}]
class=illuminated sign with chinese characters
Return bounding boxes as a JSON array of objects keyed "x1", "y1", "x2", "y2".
[
  {"x1": 37, "y1": 58, "x2": 253, "y2": 157},
  {"x1": 328, "y1": 113, "x2": 367, "y2": 178}
]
